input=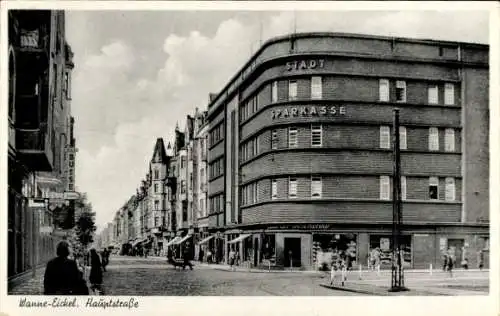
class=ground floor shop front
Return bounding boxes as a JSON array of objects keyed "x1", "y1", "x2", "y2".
[{"x1": 201, "y1": 223, "x2": 489, "y2": 271}]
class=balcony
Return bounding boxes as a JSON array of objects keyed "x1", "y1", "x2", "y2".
[{"x1": 15, "y1": 127, "x2": 53, "y2": 171}]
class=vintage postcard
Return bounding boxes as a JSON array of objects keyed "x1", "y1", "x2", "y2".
[{"x1": 0, "y1": 1, "x2": 498, "y2": 316}]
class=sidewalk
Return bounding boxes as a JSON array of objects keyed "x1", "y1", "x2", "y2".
[{"x1": 8, "y1": 266, "x2": 46, "y2": 295}]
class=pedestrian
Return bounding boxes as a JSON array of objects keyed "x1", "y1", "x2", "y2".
[
  {"x1": 229, "y1": 248, "x2": 236, "y2": 271},
  {"x1": 89, "y1": 248, "x2": 104, "y2": 295},
  {"x1": 447, "y1": 248, "x2": 455, "y2": 277},
  {"x1": 207, "y1": 249, "x2": 213, "y2": 264},
  {"x1": 199, "y1": 247, "x2": 204, "y2": 263},
  {"x1": 182, "y1": 244, "x2": 194, "y2": 270},
  {"x1": 478, "y1": 250, "x2": 484, "y2": 270},
  {"x1": 100, "y1": 248, "x2": 108, "y2": 272},
  {"x1": 442, "y1": 252, "x2": 448, "y2": 272},
  {"x1": 43, "y1": 240, "x2": 89, "y2": 295}
]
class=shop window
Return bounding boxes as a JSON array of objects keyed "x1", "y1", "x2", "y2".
[
  {"x1": 428, "y1": 127, "x2": 439, "y2": 151},
  {"x1": 428, "y1": 85, "x2": 438, "y2": 104},
  {"x1": 401, "y1": 176, "x2": 407, "y2": 200},
  {"x1": 396, "y1": 80, "x2": 406, "y2": 103},
  {"x1": 445, "y1": 177, "x2": 455, "y2": 201},
  {"x1": 289, "y1": 178, "x2": 297, "y2": 198},
  {"x1": 380, "y1": 126, "x2": 390, "y2": 149},
  {"x1": 288, "y1": 80, "x2": 297, "y2": 101},
  {"x1": 271, "y1": 81, "x2": 278, "y2": 103},
  {"x1": 369, "y1": 235, "x2": 412, "y2": 268},
  {"x1": 311, "y1": 76, "x2": 322, "y2": 100},
  {"x1": 380, "y1": 176, "x2": 390, "y2": 200},
  {"x1": 445, "y1": 128, "x2": 455, "y2": 152},
  {"x1": 312, "y1": 234, "x2": 357, "y2": 270},
  {"x1": 429, "y1": 177, "x2": 439, "y2": 200},
  {"x1": 444, "y1": 83, "x2": 455, "y2": 105},
  {"x1": 399, "y1": 126, "x2": 407, "y2": 150},
  {"x1": 288, "y1": 127, "x2": 298, "y2": 148},
  {"x1": 311, "y1": 177, "x2": 322, "y2": 198},
  {"x1": 271, "y1": 179, "x2": 277, "y2": 200},
  {"x1": 271, "y1": 130, "x2": 278, "y2": 150},
  {"x1": 379, "y1": 79, "x2": 390, "y2": 102},
  {"x1": 311, "y1": 124, "x2": 322, "y2": 147},
  {"x1": 260, "y1": 234, "x2": 276, "y2": 262}
]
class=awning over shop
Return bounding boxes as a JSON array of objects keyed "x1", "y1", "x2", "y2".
[
  {"x1": 174, "y1": 235, "x2": 192, "y2": 245},
  {"x1": 166, "y1": 237, "x2": 181, "y2": 247},
  {"x1": 132, "y1": 239, "x2": 143, "y2": 247},
  {"x1": 227, "y1": 234, "x2": 251, "y2": 244},
  {"x1": 197, "y1": 235, "x2": 214, "y2": 245}
]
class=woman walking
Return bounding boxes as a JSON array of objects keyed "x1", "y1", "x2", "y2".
[{"x1": 89, "y1": 248, "x2": 104, "y2": 295}]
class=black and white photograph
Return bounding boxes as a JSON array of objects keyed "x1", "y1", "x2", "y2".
[{"x1": 1, "y1": 1, "x2": 498, "y2": 315}]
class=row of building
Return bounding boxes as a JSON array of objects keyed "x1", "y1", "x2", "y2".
[
  {"x1": 7, "y1": 10, "x2": 78, "y2": 280},
  {"x1": 98, "y1": 32, "x2": 490, "y2": 270}
]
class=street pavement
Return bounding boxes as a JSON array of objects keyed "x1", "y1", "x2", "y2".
[
  {"x1": 8, "y1": 255, "x2": 489, "y2": 296},
  {"x1": 8, "y1": 255, "x2": 358, "y2": 296}
]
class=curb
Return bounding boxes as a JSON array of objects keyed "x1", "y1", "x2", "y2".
[{"x1": 319, "y1": 283, "x2": 387, "y2": 296}]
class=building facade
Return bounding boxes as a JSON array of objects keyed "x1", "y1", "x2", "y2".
[
  {"x1": 8, "y1": 10, "x2": 76, "y2": 280},
  {"x1": 205, "y1": 32, "x2": 489, "y2": 270}
]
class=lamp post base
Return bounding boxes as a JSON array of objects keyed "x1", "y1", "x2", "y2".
[{"x1": 388, "y1": 286, "x2": 410, "y2": 292}]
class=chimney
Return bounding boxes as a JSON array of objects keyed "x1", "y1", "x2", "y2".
[{"x1": 209, "y1": 93, "x2": 218, "y2": 103}]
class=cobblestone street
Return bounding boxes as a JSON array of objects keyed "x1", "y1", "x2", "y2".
[{"x1": 9, "y1": 256, "x2": 359, "y2": 296}]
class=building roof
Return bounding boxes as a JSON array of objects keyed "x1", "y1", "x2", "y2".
[{"x1": 151, "y1": 137, "x2": 168, "y2": 164}]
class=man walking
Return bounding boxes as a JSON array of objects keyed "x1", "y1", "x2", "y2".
[
  {"x1": 182, "y1": 242, "x2": 193, "y2": 270},
  {"x1": 44, "y1": 241, "x2": 89, "y2": 295}
]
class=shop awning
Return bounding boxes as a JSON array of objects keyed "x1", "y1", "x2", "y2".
[
  {"x1": 197, "y1": 235, "x2": 214, "y2": 245},
  {"x1": 227, "y1": 234, "x2": 251, "y2": 244},
  {"x1": 174, "y1": 235, "x2": 192, "y2": 245},
  {"x1": 166, "y1": 237, "x2": 182, "y2": 247}
]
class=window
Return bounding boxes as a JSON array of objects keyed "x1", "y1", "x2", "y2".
[
  {"x1": 189, "y1": 172, "x2": 193, "y2": 190},
  {"x1": 288, "y1": 127, "x2": 298, "y2": 148},
  {"x1": 399, "y1": 126, "x2": 407, "y2": 150},
  {"x1": 154, "y1": 216, "x2": 159, "y2": 227},
  {"x1": 311, "y1": 124, "x2": 322, "y2": 147},
  {"x1": 444, "y1": 83, "x2": 455, "y2": 105},
  {"x1": 429, "y1": 177, "x2": 439, "y2": 200},
  {"x1": 380, "y1": 176, "x2": 390, "y2": 200},
  {"x1": 311, "y1": 177, "x2": 322, "y2": 198},
  {"x1": 428, "y1": 85, "x2": 438, "y2": 104},
  {"x1": 380, "y1": 126, "x2": 390, "y2": 149},
  {"x1": 65, "y1": 72, "x2": 71, "y2": 99},
  {"x1": 254, "y1": 182, "x2": 259, "y2": 203},
  {"x1": 288, "y1": 80, "x2": 297, "y2": 100},
  {"x1": 396, "y1": 81, "x2": 406, "y2": 102},
  {"x1": 181, "y1": 180, "x2": 186, "y2": 194},
  {"x1": 289, "y1": 178, "x2": 297, "y2": 198},
  {"x1": 445, "y1": 177, "x2": 455, "y2": 201},
  {"x1": 271, "y1": 81, "x2": 278, "y2": 103},
  {"x1": 311, "y1": 76, "x2": 322, "y2": 100},
  {"x1": 154, "y1": 200, "x2": 160, "y2": 210},
  {"x1": 181, "y1": 156, "x2": 186, "y2": 169},
  {"x1": 271, "y1": 130, "x2": 278, "y2": 150},
  {"x1": 401, "y1": 176, "x2": 407, "y2": 200},
  {"x1": 379, "y1": 79, "x2": 389, "y2": 102},
  {"x1": 254, "y1": 136, "x2": 259, "y2": 156},
  {"x1": 271, "y1": 179, "x2": 278, "y2": 200},
  {"x1": 445, "y1": 128, "x2": 455, "y2": 152},
  {"x1": 154, "y1": 169, "x2": 159, "y2": 180},
  {"x1": 154, "y1": 183, "x2": 158, "y2": 193},
  {"x1": 429, "y1": 127, "x2": 439, "y2": 151}
]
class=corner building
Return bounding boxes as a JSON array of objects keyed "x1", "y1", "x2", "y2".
[{"x1": 207, "y1": 33, "x2": 489, "y2": 270}]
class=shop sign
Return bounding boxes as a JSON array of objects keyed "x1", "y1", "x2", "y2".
[
  {"x1": 286, "y1": 59, "x2": 325, "y2": 71},
  {"x1": 271, "y1": 105, "x2": 346, "y2": 120},
  {"x1": 267, "y1": 224, "x2": 334, "y2": 230}
]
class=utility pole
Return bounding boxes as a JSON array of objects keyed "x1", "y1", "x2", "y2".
[{"x1": 389, "y1": 109, "x2": 409, "y2": 292}]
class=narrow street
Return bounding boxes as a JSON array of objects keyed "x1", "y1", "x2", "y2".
[{"x1": 100, "y1": 256, "x2": 359, "y2": 296}]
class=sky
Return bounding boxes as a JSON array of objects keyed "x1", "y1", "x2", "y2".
[{"x1": 64, "y1": 8, "x2": 489, "y2": 231}]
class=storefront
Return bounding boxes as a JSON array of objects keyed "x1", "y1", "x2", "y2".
[
  {"x1": 368, "y1": 234, "x2": 412, "y2": 269},
  {"x1": 312, "y1": 233, "x2": 357, "y2": 270}
]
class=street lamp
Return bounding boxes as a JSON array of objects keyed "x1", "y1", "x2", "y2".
[{"x1": 389, "y1": 109, "x2": 409, "y2": 292}]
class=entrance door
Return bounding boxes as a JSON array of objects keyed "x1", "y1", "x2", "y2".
[
  {"x1": 253, "y1": 238, "x2": 259, "y2": 267},
  {"x1": 448, "y1": 239, "x2": 464, "y2": 268},
  {"x1": 284, "y1": 237, "x2": 301, "y2": 267}
]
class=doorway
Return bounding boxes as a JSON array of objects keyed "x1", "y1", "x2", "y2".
[
  {"x1": 284, "y1": 237, "x2": 301, "y2": 267},
  {"x1": 253, "y1": 238, "x2": 259, "y2": 267},
  {"x1": 447, "y1": 239, "x2": 464, "y2": 268}
]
